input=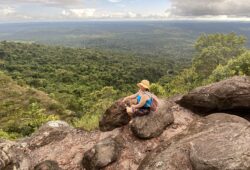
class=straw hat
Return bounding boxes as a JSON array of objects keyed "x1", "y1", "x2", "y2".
[{"x1": 137, "y1": 80, "x2": 150, "y2": 89}]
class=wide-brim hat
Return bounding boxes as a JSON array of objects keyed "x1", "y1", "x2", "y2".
[{"x1": 137, "y1": 80, "x2": 150, "y2": 89}]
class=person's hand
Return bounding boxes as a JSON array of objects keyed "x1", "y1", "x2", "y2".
[{"x1": 126, "y1": 107, "x2": 133, "y2": 116}]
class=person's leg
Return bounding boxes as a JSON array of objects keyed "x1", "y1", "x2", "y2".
[{"x1": 133, "y1": 108, "x2": 150, "y2": 117}]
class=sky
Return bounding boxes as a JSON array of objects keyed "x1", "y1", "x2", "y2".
[{"x1": 1, "y1": 0, "x2": 250, "y2": 22}]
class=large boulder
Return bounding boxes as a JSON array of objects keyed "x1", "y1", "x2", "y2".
[
  {"x1": 189, "y1": 124, "x2": 250, "y2": 170},
  {"x1": 104, "y1": 102, "x2": 194, "y2": 170},
  {"x1": 205, "y1": 112, "x2": 249, "y2": 125},
  {"x1": 18, "y1": 120, "x2": 121, "y2": 170},
  {"x1": 99, "y1": 99, "x2": 131, "y2": 131},
  {"x1": 177, "y1": 76, "x2": 250, "y2": 113},
  {"x1": 0, "y1": 140, "x2": 30, "y2": 170},
  {"x1": 82, "y1": 137, "x2": 121, "y2": 170},
  {"x1": 23, "y1": 120, "x2": 73, "y2": 150},
  {"x1": 130, "y1": 100, "x2": 174, "y2": 139},
  {"x1": 138, "y1": 113, "x2": 250, "y2": 170}
]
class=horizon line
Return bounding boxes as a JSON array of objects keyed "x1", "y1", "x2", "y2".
[{"x1": 1, "y1": 19, "x2": 250, "y2": 24}]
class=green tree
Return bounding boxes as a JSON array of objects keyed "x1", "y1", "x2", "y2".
[
  {"x1": 166, "y1": 33, "x2": 247, "y2": 95},
  {"x1": 207, "y1": 51, "x2": 250, "y2": 82},
  {"x1": 193, "y1": 33, "x2": 246, "y2": 78}
]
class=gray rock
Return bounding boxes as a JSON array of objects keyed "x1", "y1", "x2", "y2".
[
  {"x1": 189, "y1": 122, "x2": 250, "y2": 170},
  {"x1": 99, "y1": 99, "x2": 131, "y2": 131},
  {"x1": 34, "y1": 160, "x2": 61, "y2": 170},
  {"x1": 130, "y1": 100, "x2": 174, "y2": 139},
  {"x1": 0, "y1": 140, "x2": 30, "y2": 170},
  {"x1": 24, "y1": 121, "x2": 72, "y2": 150},
  {"x1": 204, "y1": 113, "x2": 249, "y2": 125},
  {"x1": 138, "y1": 113, "x2": 250, "y2": 170},
  {"x1": 177, "y1": 76, "x2": 250, "y2": 113},
  {"x1": 82, "y1": 138, "x2": 121, "y2": 170}
]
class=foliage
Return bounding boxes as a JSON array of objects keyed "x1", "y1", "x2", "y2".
[
  {"x1": 0, "y1": 71, "x2": 60, "y2": 139},
  {"x1": 207, "y1": 51, "x2": 250, "y2": 82},
  {"x1": 0, "y1": 41, "x2": 175, "y2": 132},
  {"x1": 165, "y1": 33, "x2": 248, "y2": 95},
  {"x1": 149, "y1": 83, "x2": 166, "y2": 96},
  {"x1": 3, "y1": 103, "x2": 58, "y2": 138},
  {"x1": 193, "y1": 33, "x2": 246, "y2": 78},
  {"x1": 73, "y1": 86, "x2": 119, "y2": 130},
  {"x1": 0, "y1": 129, "x2": 20, "y2": 140},
  {"x1": 0, "y1": 102, "x2": 59, "y2": 140}
]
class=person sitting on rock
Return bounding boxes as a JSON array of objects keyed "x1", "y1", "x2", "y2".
[{"x1": 122, "y1": 80, "x2": 154, "y2": 117}]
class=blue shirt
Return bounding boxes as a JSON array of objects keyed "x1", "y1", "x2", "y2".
[{"x1": 136, "y1": 92, "x2": 153, "y2": 108}]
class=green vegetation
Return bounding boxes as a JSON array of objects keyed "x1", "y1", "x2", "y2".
[
  {"x1": 0, "y1": 71, "x2": 60, "y2": 139},
  {"x1": 164, "y1": 33, "x2": 249, "y2": 95},
  {"x1": 0, "y1": 41, "x2": 173, "y2": 138},
  {"x1": 0, "y1": 32, "x2": 250, "y2": 140},
  {"x1": 208, "y1": 51, "x2": 250, "y2": 82}
]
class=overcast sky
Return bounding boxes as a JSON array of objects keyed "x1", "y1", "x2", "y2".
[{"x1": 1, "y1": 0, "x2": 250, "y2": 22}]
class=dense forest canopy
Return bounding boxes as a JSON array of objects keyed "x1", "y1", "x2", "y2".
[{"x1": 0, "y1": 41, "x2": 174, "y2": 137}]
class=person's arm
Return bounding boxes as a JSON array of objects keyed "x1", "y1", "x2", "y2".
[
  {"x1": 122, "y1": 92, "x2": 139, "y2": 102},
  {"x1": 131, "y1": 94, "x2": 147, "y2": 109}
]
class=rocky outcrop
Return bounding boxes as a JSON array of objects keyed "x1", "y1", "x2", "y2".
[
  {"x1": 177, "y1": 76, "x2": 250, "y2": 113},
  {"x1": 24, "y1": 120, "x2": 72, "y2": 150},
  {"x1": 0, "y1": 140, "x2": 30, "y2": 170},
  {"x1": 82, "y1": 138, "x2": 122, "y2": 170},
  {"x1": 138, "y1": 113, "x2": 250, "y2": 170},
  {"x1": 99, "y1": 102, "x2": 194, "y2": 170},
  {"x1": 130, "y1": 100, "x2": 174, "y2": 139},
  {"x1": 99, "y1": 99, "x2": 131, "y2": 131},
  {"x1": 1, "y1": 76, "x2": 250, "y2": 170},
  {"x1": 0, "y1": 100, "x2": 193, "y2": 170},
  {"x1": 18, "y1": 120, "x2": 121, "y2": 169}
]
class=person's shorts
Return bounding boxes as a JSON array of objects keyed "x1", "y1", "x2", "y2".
[{"x1": 133, "y1": 107, "x2": 151, "y2": 117}]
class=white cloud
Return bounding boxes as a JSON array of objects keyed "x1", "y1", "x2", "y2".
[
  {"x1": 108, "y1": 0, "x2": 123, "y2": 3},
  {"x1": 62, "y1": 8, "x2": 96, "y2": 18},
  {"x1": 0, "y1": 6, "x2": 15, "y2": 16},
  {"x1": 0, "y1": 6, "x2": 33, "y2": 21},
  {"x1": 127, "y1": 12, "x2": 137, "y2": 18},
  {"x1": 0, "y1": 0, "x2": 80, "y2": 7}
]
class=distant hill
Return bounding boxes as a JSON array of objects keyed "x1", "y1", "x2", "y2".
[{"x1": 1, "y1": 21, "x2": 250, "y2": 64}]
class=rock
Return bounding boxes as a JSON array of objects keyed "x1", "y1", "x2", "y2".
[
  {"x1": 19, "y1": 120, "x2": 121, "y2": 170},
  {"x1": 105, "y1": 102, "x2": 194, "y2": 170},
  {"x1": 130, "y1": 100, "x2": 174, "y2": 139},
  {"x1": 138, "y1": 141, "x2": 192, "y2": 170},
  {"x1": 24, "y1": 121, "x2": 72, "y2": 150},
  {"x1": 138, "y1": 113, "x2": 250, "y2": 170},
  {"x1": 0, "y1": 140, "x2": 30, "y2": 170},
  {"x1": 189, "y1": 123, "x2": 250, "y2": 170},
  {"x1": 177, "y1": 76, "x2": 250, "y2": 113},
  {"x1": 204, "y1": 113, "x2": 249, "y2": 125},
  {"x1": 34, "y1": 160, "x2": 61, "y2": 170},
  {"x1": 0, "y1": 99, "x2": 194, "y2": 170},
  {"x1": 99, "y1": 99, "x2": 131, "y2": 131},
  {"x1": 82, "y1": 138, "x2": 121, "y2": 170}
]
